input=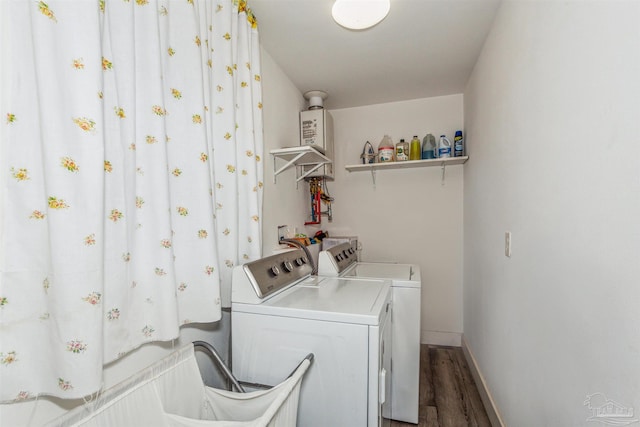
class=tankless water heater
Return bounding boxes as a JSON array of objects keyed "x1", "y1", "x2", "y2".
[{"x1": 300, "y1": 91, "x2": 334, "y2": 180}]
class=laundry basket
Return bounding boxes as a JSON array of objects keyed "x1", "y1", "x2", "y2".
[{"x1": 47, "y1": 343, "x2": 313, "y2": 427}]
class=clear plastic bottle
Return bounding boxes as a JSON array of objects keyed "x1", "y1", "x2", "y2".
[
  {"x1": 378, "y1": 135, "x2": 395, "y2": 162},
  {"x1": 409, "y1": 135, "x2": 421, "y2": 160},
  {"x1": 438, "y1": 135, "x2": 451, "y2": 158},
  {"x1": 422, "y1": 134, "x2": 436, "y2": 159},
  {"x1": 395, "y1": 139, "x2": 409, "y2": 161}
]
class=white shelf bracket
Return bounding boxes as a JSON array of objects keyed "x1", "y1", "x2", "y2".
[
  {"x1": 441, "y1": 163, "x2": 446, "y2": 186},
  {"x1": 273, "y1": 152, "x2": 306, "y2": 183},
  {"x1": 270, "y1": 146, "x2": 332, "y2": 184},
  {"x1": 297, "y1": 162, "x2": 325, "y2": 182}
]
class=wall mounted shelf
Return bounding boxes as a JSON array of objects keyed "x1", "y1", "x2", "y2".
[
  {"x1": 345, "y1": 156, "x2": 468, "y2": 172},
  {"x1": 345, "y1": 156, "x2": 468, "y2": 185},
  {"x1": 270, "y1": 146, "x2": 332, "y2": 183}
]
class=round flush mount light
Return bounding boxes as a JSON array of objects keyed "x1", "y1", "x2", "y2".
[{"x1": 332, "y1": 0, "x2": 391, "y2": 30}]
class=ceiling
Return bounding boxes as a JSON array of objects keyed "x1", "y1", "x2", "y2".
[{"x1": 247, "y1": 0, "x2": 502, "y2": 110}]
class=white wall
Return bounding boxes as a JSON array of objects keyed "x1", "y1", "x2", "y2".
[
  {"x1": 329, "y1": 96, "x2": 464, "y2": 345},
  {"x1": 463, "y1": 1, "x2": 640, "y2": 426},
  {"x1": 259, "y1": 48, "x2": 310, "y2": 255}
]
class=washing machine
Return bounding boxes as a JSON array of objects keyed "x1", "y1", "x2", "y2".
[
  {"x1": 318, "y1": 242, "x2": 422, "y2": 424},
  {"x1": 231, "y1": 248, "x2": 393, "y2": 427}
]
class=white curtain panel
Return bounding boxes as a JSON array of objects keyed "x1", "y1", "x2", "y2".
[{"x1": 0, "y1": 0, "x2": 263, "y2": 402}]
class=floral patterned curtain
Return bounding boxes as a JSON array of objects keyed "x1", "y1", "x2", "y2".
[{"x1": 0, "y1": 0, "x2": 263, "y2": 402}]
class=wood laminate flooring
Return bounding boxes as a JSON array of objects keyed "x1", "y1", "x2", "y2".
[{"x1": 390, "y1": 345, "x2": 492, "y2": 427}]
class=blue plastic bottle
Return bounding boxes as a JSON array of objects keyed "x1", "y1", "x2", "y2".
[
  {"x1": 454, "y1": 130, "x2": 464, "y2": 157},
  {"x1": 422, "y1": 134, "x2": 436, "y2": 159}
]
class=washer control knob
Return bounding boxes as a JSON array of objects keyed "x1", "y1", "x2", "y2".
[
  {"x1": 343, "y1": 250, "x2": 349, "y2": 258},
  {"x1": 295, "y1": 257, "x2": 304, "y2": 266},
  {"x1": 282, "y1": 260, "x2": 294, "y2": 272},
  {"x1": 348, "y1": 248, "x2": 355, "y2": 255},
  {"x1": 270, "y1": 265, "x2": 280, "y2": 276}
]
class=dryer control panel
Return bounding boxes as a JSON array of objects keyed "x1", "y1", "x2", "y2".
[{"x1": 317, "y1": 242, "x2": 358, "y2": 276}]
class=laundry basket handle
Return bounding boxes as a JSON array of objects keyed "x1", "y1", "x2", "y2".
[
  {"x1": 287, "y1": 353, "x2": 315, "y2": 379},
  {"x1": 193, "y1": 341, "x2": 245, "y2": 393},
  {"x1": 240, "y1": 353, "x2": 316, "y2": 390}
]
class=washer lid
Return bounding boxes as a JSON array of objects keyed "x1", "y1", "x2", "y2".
[
  {"x1": 342, "y1": 262, "x2": 421, "y2": 285},
  {"x1": 234, "y1": 277, "x2": 391, "y2": 325}
]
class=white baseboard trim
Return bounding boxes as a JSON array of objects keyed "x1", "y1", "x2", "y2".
[
  {"x1": 420, "y1": 330, "x2": 462, "y2": 346},
  {"x1": 461, "y1": 335, "x2": 506, "y2": 427}
]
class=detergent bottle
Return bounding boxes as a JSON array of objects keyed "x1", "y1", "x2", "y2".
[
  {"x1": 378, "y1": 135, "x2": 395, "y2": 162},
  {"x1": 409, "y1": 135, "x2": 421, "y2": 160},
  {"x1": 422, "y1": 134, "x2": 436, "y2": 159},
  {"x1": 438, "y1": 135, "x2": 451, "y2": 158},
  {"x1": 395, "y1": 139, "x2": 409, "y2": 161}
]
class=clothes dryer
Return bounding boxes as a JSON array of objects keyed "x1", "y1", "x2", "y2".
[{"x1": 318, "y1": 242, "x2": 421, "y2": 424}]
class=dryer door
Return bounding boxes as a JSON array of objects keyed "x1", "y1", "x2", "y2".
[{"x1": 379, "y1": 303, "x2": 393, "y2": 427}]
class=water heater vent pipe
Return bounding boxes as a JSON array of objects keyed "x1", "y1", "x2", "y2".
[{"x1": 303, "y1": 90, "x2": 328, "y2": 110}]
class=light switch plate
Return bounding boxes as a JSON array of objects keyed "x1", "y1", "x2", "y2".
[{"x1": 505, "y1": 231, "x2": 512, "y2": 257}]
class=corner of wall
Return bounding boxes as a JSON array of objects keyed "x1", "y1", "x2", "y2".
[
  {"x1": 461, "y1": 335, "x2": 505, "y2": 427},
  {"x1": 421, "y1": 331, "x2": 462, "y2": 347}
]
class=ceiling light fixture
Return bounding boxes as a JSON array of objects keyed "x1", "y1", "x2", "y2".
[{"x1": 331, "y1": 0, "x2": 391, "y2": 31}]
